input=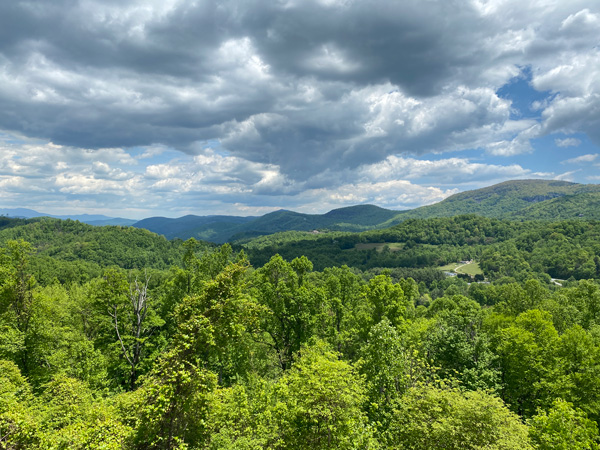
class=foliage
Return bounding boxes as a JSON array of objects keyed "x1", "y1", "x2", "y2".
[
  {"x1": 133, "y1": 258, "x2": 254, "y2": 449},
  {"x1": 0, "y1": 219, "x2": 182, "y2": 282},
  {"x1": 272, "y1": 341, "x2": 376, "y2": 449},
  {"x1": 528, "y1": 399, "x2": 600, "y2": 450},
  {"x1": 386, "y1": 385, "x2": 533, "y2": 449},
  {"x1": 2, "y1": 211, "x2": 600, "y2": 448},
  {"x1": 251, "y1": 255, "x2": 323, "y2": 371}
]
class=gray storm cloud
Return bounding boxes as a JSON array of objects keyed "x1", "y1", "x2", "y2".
[{"x1": 0, "y1": 0, "x2": 599, "y2": 183}]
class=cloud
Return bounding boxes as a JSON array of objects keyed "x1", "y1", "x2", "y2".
[
  {"x1": 555, "y1": 137, "x2": 582, "y2": 148},
  {"x1": 0, "y1": 0, "x2": 599, "y2": 217},
  {"x1": 0, "y1": 0, "x2": 598, "y2": 184},
  {"x1": 554, "y1": 170, "x2": 580, "y2": 182},
  {"x1": 0, "y1": 132, "x2": 554, "y2": 217},
  {"x1": 299, "y1": 180, "x2": 458, "y2": 212},
  {"x1": 562, "y1": 153, "x2": 598, "y2": 164},
  {"x1": 357, "y1": 155, "x2": 533, "y2": 186}
]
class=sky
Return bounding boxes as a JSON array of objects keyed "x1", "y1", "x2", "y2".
[{"x1": 1, "y1": 0, "x2": 599, "y2": 219}]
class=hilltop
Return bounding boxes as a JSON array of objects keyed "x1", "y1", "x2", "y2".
[
  {"x1": 0, "y1": 217, "x2": 184, "y2": 284},
  {"x1": 0, "y1": 207, "x2": 136, "y2": 226},
  {"x1": 388, "y1": 179, "x2": 600, "y2": 223},
  {"x1": 130, "y1": 180, "x2": 600, "y2": 242},
  {"x1": 4, "y1": 180, "x2": 599, "y2": 243},
  {"x1": 132, "y1": 204, "x2": 399, "y2": 242}
]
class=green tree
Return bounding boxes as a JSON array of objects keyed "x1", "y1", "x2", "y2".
[
  {"x1": 357, "y1": 318, "x2": 407, "y2": 437},
  {"x1": 555, "y1": 325, "x2": 600, "y2": 421},
  {"x1": 424, "y1": 295, "x2": 500, "y2": 391},
  {"x1": 495, "y1": 310, "x2": 560, "y2": 417},
  {"x1": 0, "y1": 359, "x2": 39, "y2": 449},
  {"x1": 133, "y1": 260, "x2": 252, "y2": 449},
  {"x1": 181, "y1": 241, "x2": 235, "y2": 295},
  {"x1": 22, "y1": 283, "x2": 108, "y2": 388},
  {"x1": 359, "y1": 274, "x2": 408, "y2": 340},
  {"x1": 274, "y1": 341, "x2": 376, "y2": 449},
  {"x1": 36, "y1": 374, "x2": 132, "y2": 449},
  {"x1": 91, "y1": 268, "x2": 165, "y2": 390},
  {"x1": 251, "y1": 255, "x2": 322, "y2": 371},
  {"x1": 528, "y1": 398, "x2": 600, "y2": 450},
  {"x1": 0, "y1": 240, "x2": 36, "y2": 373},
  {"x1": 205, "y1": 382, "x2": 276, "y2": 450},
  {"x1": 317, "y1": 265, "x2": 363, "y2": 357},
  {"x1": 387, "y1": 385, "x2": 532, "y2": 449}
]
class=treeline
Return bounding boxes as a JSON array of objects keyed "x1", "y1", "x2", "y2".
[
  {"x1": 2, "y1": 238, "x2": 600, "y2": 449},
  {"x1": 242, "y1": 216, "x2": 600, "y2": 281},
  {"x1": 0, "y1": 218, "x2": 190, "y2": 284},
  {"x1": 5, "y1": 216, "x2": 600, "y2": 285}
]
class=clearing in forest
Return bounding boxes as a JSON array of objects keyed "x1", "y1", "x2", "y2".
[
  {"x1": 439, "y1": 260, "x2": 483, "y2": 276},
  {"x1": 354, "y1": 243, "x2": 404, "y2": 252}
]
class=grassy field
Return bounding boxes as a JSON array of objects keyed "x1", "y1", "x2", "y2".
[
  {"x1": 354, "y1": 243, "x2": 404, "y2": 252},
  {"x1": 439, "y1": 261, "x2": 483, "y2": 276}
]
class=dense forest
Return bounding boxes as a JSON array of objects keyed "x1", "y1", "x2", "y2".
[
  {"x1": 241, "y1": 215, "x2": 600, "y2": 281},
  {"x1": 2, "y1": 215, "x2": 600, "y2": 449}
]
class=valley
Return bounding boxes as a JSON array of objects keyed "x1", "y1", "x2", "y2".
[{"x1": 1, "y1": 179, "x2": 600, "y2": 448}]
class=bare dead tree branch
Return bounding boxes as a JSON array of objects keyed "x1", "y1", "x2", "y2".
[{"x1": 109, "y1": 304, "x2": 134, "y2": 369}]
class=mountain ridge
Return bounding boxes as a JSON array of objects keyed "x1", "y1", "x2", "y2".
[
  {"x1": 0, "y1": 208, "x2": 137, "y2": 226},
  {"x1": 387, "y1": 179, "x2": 600, "y2": 223},
  {"x1": 3, "y1": 179, "x2": 600, "y2": 242},
  {"x1": 129, "y1": 180, "x2": 600, "y2": 242}
]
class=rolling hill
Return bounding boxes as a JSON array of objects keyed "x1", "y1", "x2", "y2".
[
  {"x1": 4, "y1": 180, "x2": 597, "y2": 244},
  {"x1": 130, "y1": 180, "x2": 600, "y2": 242},
  {"x1": 382, "y1": 179, "x2": 600, "y2": 225},
  {"x1": 132, "y1": 205, "x2": 399, "y2": 243},
  {"x1": 0, "y1": 207, "x2": 136, "y2": 226}
]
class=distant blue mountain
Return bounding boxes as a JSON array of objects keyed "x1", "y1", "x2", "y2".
[
  {"x1": 86, "y1": 218, "x2": 138, "y2": 226},
  {"x1": 129, "y1": 181, "x2": 600, "y2": 242},
  {"x1": 6, "y1": 179, "x2": 600, "y2": 243},
  {"x1": 0, "y1": 208, "x2": 135, "y2": 226},
  {"x1": 131, "y1": 205, "x2": 398, "y2": 242},
  {"x1": 0, "y1": 208, "x2": 49, "y2": 219},
  {"x1": 132, "y1": 215, "x2": 258, "y2": 241}
]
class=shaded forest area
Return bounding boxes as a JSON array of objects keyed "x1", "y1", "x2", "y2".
[{"x1": 1, "y1": 216, "x2": 600, "y2": 448}]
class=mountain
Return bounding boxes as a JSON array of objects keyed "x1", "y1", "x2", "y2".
[
  {"x1": 509, "y1": 191, "x2": 600, "y2": 220},
  {"x1": 86, "y1": 218, "x2": 139, "y2": 226},
  {"x1": 5, "y1": 180, "x2": 600, "y2": 244},
  {"x1": 130, "y1": 180, "x2": 600, "y2": 243},
  {"x1": 0, "y1": 208, "x2": 136, "y2": 225},
  {"x1": 0, "y1": 208, "x2": 46, "y2": 219},
  {"x1": 132, "y1": 215, "x2": 258, "y2": 241},
  {"x1": 382, "y1": 179, "x2": 600, "y2": 224},
  {"x1": 132, "y1": 205, "x2": 399, "y2": 243}
]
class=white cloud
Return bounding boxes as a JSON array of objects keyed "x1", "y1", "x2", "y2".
[
  {"x1": 562, "y1": 153, "x2": 598, "y2": 164},
  {"x1": 1, "y1": 1, "x2": 600, "y2": 216},
  {"x1": 553, "y1": 170, "x2": 580, "y2": 182},
  {"x1": 358, "y1": 155, "x2": 532, "y2": 185},
  {"x1": 54, "y1": 173, "x2": 143, "y2": 195},
  {"x1": 555, "y1": 137, "x2": 582, "y2": 148},
  {"x1": 314, "y1": 180, "x2": 458, "y2": 210},
  {"x1": 561, "y1": 8, "x2": 600, "y2": 32},
  {"x1": 0, "y1": 130, "x2": 560, "y2": 217},
  {"x1": 0, "y1": 0, "x2": 598, "y2": 176}
]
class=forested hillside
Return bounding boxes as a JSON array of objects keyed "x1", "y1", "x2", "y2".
[
  {"x1": 0, "y1": 208, "x2": 137, "y2": 226},
  {"x1": 127, "y1": 180, "x2": 600, "y2": 243},
  {"x1": 2, "y1": 215, "x2": 600, "y2": 449},
  {"x1": 132, "y1": 204, "x2": 399, "y2": 242},
  {"x1": 0, "y1": 218, "x2": 188, "y2": 284},
  {"x1": 390, "y1": 179, "x2": 600, "y2": 222},
  {"x1": 241, "y1": 215, "x2": 600, "y2": 282}
]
